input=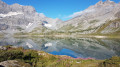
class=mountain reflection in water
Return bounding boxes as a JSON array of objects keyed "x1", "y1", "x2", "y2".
[{"x1": 0, "y1": 37, "x2": 120, "y2": 59}]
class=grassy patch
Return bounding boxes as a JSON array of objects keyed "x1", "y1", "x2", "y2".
[
  {"x1": 99, "y1": 56, "x2": 120, "y2": 67},
  {"x1": 89, "y1": 20, "x2": 99, "y2": 24}
]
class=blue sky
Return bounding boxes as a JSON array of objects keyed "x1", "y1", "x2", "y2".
[{"x1": 2, "y1": 0, "x2": 120, "y2": 20}]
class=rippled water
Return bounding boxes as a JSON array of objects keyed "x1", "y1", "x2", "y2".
[{"x1": 0, "y1": 37, "x2": 120, "y2": 59}]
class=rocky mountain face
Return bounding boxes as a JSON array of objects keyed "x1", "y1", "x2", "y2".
[
  {"x1": 0, "y1": 0, "x2": 62, "y2": 35},
  {"x1": 57, "y1": 0, "x2": 120, "y2": 34}
]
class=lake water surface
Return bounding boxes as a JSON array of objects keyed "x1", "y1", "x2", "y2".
[{"x1": 0, "y1": 37, "x2": 120, "y2": 59}]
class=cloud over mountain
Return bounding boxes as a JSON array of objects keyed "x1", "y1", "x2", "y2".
[{"x1": 68, "y1": 9, "x2": 95, "y2": 18}]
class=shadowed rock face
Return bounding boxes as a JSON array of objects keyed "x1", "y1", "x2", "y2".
[
  {"x1": 115, "y1": 11, "x2": 120, "y2": 18},
  {"x1": 0, "y1": 24, "x2": 9, "y2": 30},
  {"x1": 0, "y1": 0, "x2": 9, "y2": 14}
]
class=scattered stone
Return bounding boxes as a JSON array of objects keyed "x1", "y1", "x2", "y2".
[{"x1": 11, "y1": 46, "x2": 18, "y2": 48}]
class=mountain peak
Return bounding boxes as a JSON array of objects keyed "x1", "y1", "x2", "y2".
[
  {"x1": 96, "y1": 0, "x2": 103, "y2": 5},
  {"x1": 106, "y1": 0, "x2": 111, "y2": 2},
  {"x1": 95, "y1": 0, "x2": 116, "y2": 7},
  {"x1": 105, "y1": 0, "x2": 112, "y2": 3},
  {"x1": 104, "y1": 0, "x2": 115, "y2": 4},
  {"x1": 0, "y1": 0, "x2": 5, "y2": 3},
  {"x1": 12, "y1": 3, "x2": 22, "y2": 6}
]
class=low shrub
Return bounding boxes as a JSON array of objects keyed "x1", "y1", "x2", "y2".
[
  {"x1": 99, "y1": 56, "x2": 120, "y2": 67},
  {"x1": 0, "y1": 49, "x2": 23, "y2": 62},
  {"x1": 23, "y1": 50, "x2": 39, "y2": 66}
]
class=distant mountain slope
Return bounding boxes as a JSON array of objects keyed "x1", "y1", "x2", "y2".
[{"x1": 57, "y1": 0, "x2": 120, "y2": 35}]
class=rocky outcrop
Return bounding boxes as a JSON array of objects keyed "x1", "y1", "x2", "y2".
[
  {"x1": 0, "y1": 24, "x2": 9, "y2": 31},
  {"x1": 101, "y1": 19, "x2": 120, "y2": 34},
  {"x1": 115, "y1": 11, "x2": 120, "y2": 18}
]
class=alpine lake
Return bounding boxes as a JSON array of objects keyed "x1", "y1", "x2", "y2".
[{"x1": 0, "y1": 36, "x2": 120, "y2": 60}]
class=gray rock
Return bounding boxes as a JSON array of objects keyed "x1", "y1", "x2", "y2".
[
  {"x1": 0, "y1": 46, "x2": 7, "y2": 50},
  {"x1": 115, "y1": 11, "x2": 120, "y2": 18},
  {"x1": 0, "y1": 60, "x2": 31, "y2": 67}
]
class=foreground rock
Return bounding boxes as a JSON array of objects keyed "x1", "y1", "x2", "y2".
[
  {"x1": 0, "y1": 46, "x2": 7, "y2": 50},
  {"x1": 0, "y1": 60, "x2": 31, "y2": 67}
]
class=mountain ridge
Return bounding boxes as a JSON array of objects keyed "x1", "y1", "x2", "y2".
[
  {"x1": 0, "y1": 0, "x2": 120, "y2": 36},
  {"x1": 55, "y1": 0, "x2": 120, "y2": 35}
]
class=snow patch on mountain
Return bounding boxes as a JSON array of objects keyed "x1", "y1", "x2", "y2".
[
  {"x1": 26, "y1": 23, "x2": 33, "y2": 29},
  {"x1": 45, "y1": 43, "x2": 53, "y2": 47},
  {"x1": 0, "y1": 12, "x2": 23, "y2": 17},
  {"x1": 44, "y1": 24, "x2": 52, "y2": 28}
]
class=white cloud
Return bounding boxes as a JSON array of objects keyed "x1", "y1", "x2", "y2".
[
  {"x1": 39, "y1": 13, "x2": 46, "y2": 18},
  {"x1": 68, "y1": 9, "x2": 95, "y2": 18},
  {"x1": 69, "y1": 11, "x2": 83, "y2": 18}
]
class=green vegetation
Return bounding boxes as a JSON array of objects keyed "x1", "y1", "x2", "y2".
[
  {"x1": 0, "y1": 46, "x2": 120, "y2": 67},
  {"x1": 16, "y1": 26, "x2": 24, "y2": 31},
  {"x1": 59, "y1": 24, "x2": 74, "y2": 31},
  {"x1": 99, "y1": 56, "x2": 120, "y2": 67},
  {"x1": 0, "y1": 34, "x2": 3, "y2": 37},
  {"x1": 89, "y1": 20, "x2": 99, "y2": 24},
  {"x1": 15, "y1": 32, "x2": 29, "y2": 35}
]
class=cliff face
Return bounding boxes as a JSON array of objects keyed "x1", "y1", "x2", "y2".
[
  {"x1": 101, "y1": 19, "x2": 120, "y2": 34},
  {"x1": 0, "y1": 0, "x2": 62, "y2": 34},
  {"x1": 0, "y1": 0, "x2": 39, "y2": 34},
  {"x1": 115, "y1": 11, "x2": 120, "y2": 18}
]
